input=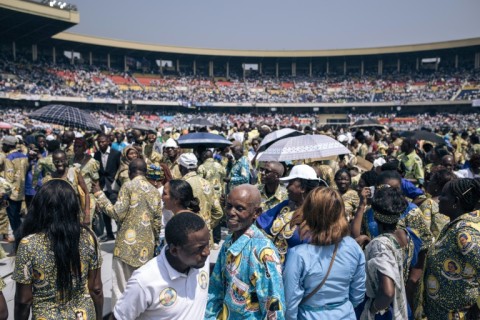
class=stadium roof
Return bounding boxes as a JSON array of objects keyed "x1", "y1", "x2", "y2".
[
  {"x1": 52, "y1": 32, "x2": 480, "y2": 58},
  {"x1": 0, "y1": 0, "x2": 78, "y2": 42}
]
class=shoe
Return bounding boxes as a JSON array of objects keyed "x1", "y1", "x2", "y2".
[{"x1": 100, "y1": 235, "x2": 115, "y2": 242}]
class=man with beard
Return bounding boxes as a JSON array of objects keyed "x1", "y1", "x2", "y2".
[{"x1": 163, "y1": 138, "x2": 182, "y2": 179}]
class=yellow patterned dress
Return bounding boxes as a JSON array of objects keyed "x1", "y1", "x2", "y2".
[
  {"x1": 419, "y1": 197, "x2": 450, "y2": 240},
  {"x1": 13, "y1": 229, "x2": 102, "y2": 320},
  {"x1": 423, "y1": 210, "x2": 480, "y2": 319}
]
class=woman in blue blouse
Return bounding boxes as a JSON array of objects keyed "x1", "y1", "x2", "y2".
[{"x1": 283, "y1": 187, "x2": 366, "y2": 320}]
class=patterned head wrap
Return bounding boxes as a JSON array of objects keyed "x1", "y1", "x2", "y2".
[{"x1": 146, "y1": 164, "x2": 164, "y2": 181}]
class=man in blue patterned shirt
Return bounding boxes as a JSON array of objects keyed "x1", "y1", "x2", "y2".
[
  {"x1": 205, "y1": 184, "x2": 285, "y2": 319},
  {"x1": 224, "y1": 144, "x2": 251, "y2": 194}
]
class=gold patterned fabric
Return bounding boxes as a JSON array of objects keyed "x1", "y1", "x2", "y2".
[
  {"x1": 0, "y1": 177, "x2": 11, "y2": 242},
  {"x1": 341, "y1": 189, "x2": 360, "y2": 221},
  {"x1": 182, "y1": 171, "x2": 223, "y2": 240},
  {"x1": 65, "y1": 144, "x2": 75, "y2": 166},
  {"x1": 197, "y1": 158, "x2": 227, "y2": 198},
  {"x1": 37, "y1": 154, "x2": 56, "y2": 179},
  {"x1": 95, "y1": 175, "x2": 162, "y2": 268},
  {"x1": 419, "y1": 198, "x2": 450, "y2": 240},
  {"x1": 4, "y1": 149, "x2": 28, "y2": 201},
  {"x1": 164, "y1": 158, "x2": 182, "y2": 179},
  {"x1": 74, "y1": 158, "x2": 100, "y2": 218},
  {"x1": 12, "y1": 229, "x2": 102, "y2": 320},
  {"x1": 423, "y1": 211, "x2": 480, "y2": 319},
  {"x1": 256, "y1": 183, "x2": 288, "y2": 212}
]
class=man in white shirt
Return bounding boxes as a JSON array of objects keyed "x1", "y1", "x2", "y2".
[{"x1": 113, "y1": 212, "x2": 211, "y2": 319}]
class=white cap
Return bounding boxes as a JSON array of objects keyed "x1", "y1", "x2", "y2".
[
  {"x1": 373, "y1": 158, "x2": 387, "y2": 168},
  {"x1": 163, "y1": 138, "x2": 178, "y2": 148},
  {"x1": 337, "y1": 134, "x2": 348, "y2": 143},
  {"x1": 178, "y1": 153, "x2": 198, "y2": 169},
  {"x1": 74, "y1": 131, "x2": 84, "y2": 138},
  {"x1": 46, "y1": 134, "x2": 55, "y2": 141},
  {"x1": 280, "y1": 164, "x2": 318, "y2": 182}
]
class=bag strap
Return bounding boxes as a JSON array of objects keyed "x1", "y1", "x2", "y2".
[{"x1": 300, "y1": 242, "x2": 339, "y2": 305}]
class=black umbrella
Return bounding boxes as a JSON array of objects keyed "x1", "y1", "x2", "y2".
[
  {"x1": 187, "y1": 118, "x2": 214, "y2": 127},
  {"x1": 350, "y1": 119, "x2": 386, "y2": 129},
  {"x1": 29, "y1": 105, "x2": 101, "y2": 131},
  {"x1": 177, "y1": 132, "x2": 232, "y2": 148},
  {"x1": 400, "y1": 130, "x2": 445, "y2": 144}
]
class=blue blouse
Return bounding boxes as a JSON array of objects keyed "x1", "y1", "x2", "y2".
[{"x1": 283, "y1": 236, "x2": 366, "y2": 320}]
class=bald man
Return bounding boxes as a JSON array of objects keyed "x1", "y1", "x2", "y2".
[
  {"x1": 205, "y1": 184, "x2": 285, "y2": 319},
  {"x1": 257, "y1": 161, "x2": 288, "y2": 211}
]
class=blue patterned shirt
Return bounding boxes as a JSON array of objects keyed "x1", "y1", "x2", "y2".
[
  {"x1": 227, "y1": 156, "x2": 250, "y2": 192},
  {"x1": 205, "y1": 224, "x2": 285, "y2": 320}
]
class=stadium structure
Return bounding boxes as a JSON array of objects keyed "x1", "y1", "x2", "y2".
[{"x1": 1, "y1": 0, "x2": 480, "y2": 120}]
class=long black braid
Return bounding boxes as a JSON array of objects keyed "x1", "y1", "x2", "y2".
[{"x1": 450, "y1": 178, "x2": 480, "y2": 212}]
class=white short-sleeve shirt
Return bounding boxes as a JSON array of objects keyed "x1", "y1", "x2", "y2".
[{"x1": 113, "y1": 247, "x2": 209, "y2": 320}]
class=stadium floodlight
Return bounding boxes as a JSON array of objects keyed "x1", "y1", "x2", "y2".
[
  {"x1": 49, "y1": 0, "x2": 56, "y2": 6},
  {"x1": 60, "y1": 2, "x2": 67, "y2": 9}
]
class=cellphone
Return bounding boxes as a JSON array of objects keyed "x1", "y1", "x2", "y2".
[{"x1": 368, "y1": 186, "x2": 375, "y2": 198}]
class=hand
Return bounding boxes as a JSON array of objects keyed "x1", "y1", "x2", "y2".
[
  {"x1": 355, "y1": 235, "x2": 371, "y2": 248},
  {"x1": 359, "y1": 187, "x2": 372, "y2": 205},
  {"x1": 91, "y1": 181, "x2": 101, "y2": 194}
]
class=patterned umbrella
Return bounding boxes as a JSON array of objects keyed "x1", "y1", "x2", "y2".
[
  {"x1": 177, "y1": 132, "x2": 232, "y2": 148},
  {"x1": 258, "y1": 134, "x2": 351, "y2": 162},
  {"x1": 258, "y1": 128, "x2": 304, "y2": 152},
  {"x1": 29, "y1": 105, "x2": 101, "y2": 131}
]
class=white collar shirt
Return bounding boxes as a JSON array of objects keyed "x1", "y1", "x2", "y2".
[
  {"x1": 100, "y1": 146, "x2": 110, "y2": 169},
  {"x1": 113, "y1": 246, "x2": 209, "y2": 320}
]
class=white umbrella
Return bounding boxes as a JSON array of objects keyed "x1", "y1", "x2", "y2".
[
  {"x1": 258, "y1": 134, "x2": 351, "y2": 162},
  {"x1": 12, "y1": 123, "x2": 27, "y2": 130},
  {"x1": 258, "y1": 128, "x2": 304, "y2": 152}
]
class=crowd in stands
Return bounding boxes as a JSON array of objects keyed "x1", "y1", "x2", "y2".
[
  {"x1": 2, "y1": 106, "x2": 480, "y2": 134},
  {"x1": 1, "y1": 55, "x2": 479, "y2": 104}
]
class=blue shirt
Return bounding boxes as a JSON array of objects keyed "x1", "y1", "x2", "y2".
[
  {"x1": 283, "y1": 237, "x2": 366, "y2": 320},
  {"x1": 227, "y1": 156, "x2": 250, "y2": 192},
  {"x1": 401, "y1": 178, "x2": 424, "y2": 200},
  {"x1": 205, "y1": 224, "x2": 286, "y2": 320},
  {"x1": 24, "y1": 160, "x2": 42, "y2": 196},
  {"x1": 111, "y1": 141, "x2": 128, "y2": 152}
]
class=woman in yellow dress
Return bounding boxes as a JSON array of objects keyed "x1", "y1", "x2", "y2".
[{"x1": 13, "y1": 179, "x2": 102, "y2": 320}]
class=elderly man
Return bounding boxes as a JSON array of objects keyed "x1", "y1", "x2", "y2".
[
  {"x1": 257, "y1": 161, "x2": 287, "y2": 212},
  {"x1": 162, "y1": 138, "x2": 182, "y2": 179},
  {"x1": 205, "y1": 184, "x2": 285, "y2": 320},
  {"x1": 178, "y1": 153, "x2": 223, "y2": 246},
  {"x1": 113, "y1": 212, "x2": 210, "y2": 319},
  {"x1": 93, "y1": 158, "x2": 162, "y2": 308}
]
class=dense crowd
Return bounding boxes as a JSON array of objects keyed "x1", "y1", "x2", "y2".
[
  {"x1": 0, "y1": 115, "x2": 480, "y2": 319},
  {"x1": 1, "y1": 56, "x2": 479, "y2": 104}
]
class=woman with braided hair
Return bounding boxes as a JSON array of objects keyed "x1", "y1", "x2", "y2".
[{"x1": 422, "y1": 178, "x2": 480, "y2": 319}]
